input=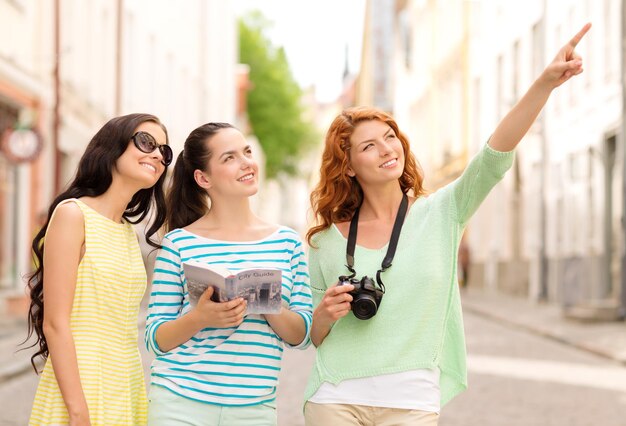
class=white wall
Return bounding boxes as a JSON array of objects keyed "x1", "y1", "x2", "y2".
[
  {"x1": 391, "y1": 0, "x2": 623, "y2": 300},
  {"x1": 0, "y1": 0, "x2": 238, "y2": 290}
]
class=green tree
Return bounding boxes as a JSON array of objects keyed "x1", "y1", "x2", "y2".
[{"x1": 239, "y1": 12, "x2": 317, "y2": 179}]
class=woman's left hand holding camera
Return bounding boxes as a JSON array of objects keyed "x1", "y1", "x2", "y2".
[{"x1": 311, "y1": 283, "x2": 354, "y2": 347}]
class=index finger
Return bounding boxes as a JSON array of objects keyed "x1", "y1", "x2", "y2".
[
  {"x1": 330, "y1": 284, "x2": 354, "y2": 295},
  {"x1": 221, "y1": 297, "x2": 246, "y2": 310},
  {"x1": 568, "y1": 22, "x2": 591, "y2": 48}
]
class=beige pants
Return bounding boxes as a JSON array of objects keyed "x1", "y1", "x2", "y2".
[{"x1": 304, "y1": 402, "x2": 439, "y2": 426}]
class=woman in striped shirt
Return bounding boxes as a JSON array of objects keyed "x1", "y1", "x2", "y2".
[
  {"x1": 145, "y1": 123, "x2": 312, "y2": 425},
  {"x1": 26, "y1": 113, "x2": 172, "y2": 425}
]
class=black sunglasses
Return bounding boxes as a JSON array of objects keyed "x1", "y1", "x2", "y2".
[{"x1": 131, "y1": 131, "x2": 173, "y2": 166}]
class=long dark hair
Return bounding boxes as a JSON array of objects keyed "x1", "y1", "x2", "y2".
[
  {"x1": 25, "y1": 113, "x2": 170, "y2": 372},
  {"x1": 166, "y1": 122, "x2": 235, "y2": 232}
]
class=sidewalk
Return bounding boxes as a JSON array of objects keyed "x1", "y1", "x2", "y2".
[
  {"x1": 461, "y1": 287, "x2": 626, "y2": 365},
  {"x1": 0, "y1": 292, "x2": 150, "y2": 384},
  {"x1": 0, "y1": 311, "x2": 34, "y2": 383},
  {"x1": 2, "y1": 288, "x2": 625, "y2": 385}
]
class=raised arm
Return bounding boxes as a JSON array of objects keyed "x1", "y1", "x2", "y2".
[{"x1": 488, "y1": 23, "x2": 591, "y2": 153}]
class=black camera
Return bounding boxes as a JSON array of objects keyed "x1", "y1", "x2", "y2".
[{"x1": 338, "y1": 275, "x2": 384, "y2": 320}]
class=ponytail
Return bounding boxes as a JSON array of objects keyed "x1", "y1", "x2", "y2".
[
  {"x1": 165, "y1": 122, "x2": 235, "y2": 232},
  {"x1": 165, "y1": 151, "x2": 208, "y2": 232}
]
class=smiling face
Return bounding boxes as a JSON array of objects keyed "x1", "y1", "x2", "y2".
[
  {"x1": 114, "y1": 121, "x2": 168, "y2": 188},
  {"x1": 347, "y1": 119, "x2": 405, "y2": 187},
  {"x1": 196, "y1": 127, "x2": 259, "y2": 198}
]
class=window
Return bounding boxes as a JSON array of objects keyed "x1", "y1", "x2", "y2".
[
  {"x1": 604, "y1": 0, "x2": 617, "y2": 82},
  {"x1": 473, "y1": 77, "x2": 482, "y2": 152},
  {"x1": 531, "y1": 21, "x2": 543, "y2": 77},
  {"x1": 512, "y1": 39, "x2": 520, "y2": 102},
  {"x1": 4, "y1": 0, "x2": 26, "y2": 12},
  {"x1": 496, "y1": 55, "x2": 504, "y2": 120},
  {"x1": 398, "y1": 9, "x2": 412, "y2": 69}
]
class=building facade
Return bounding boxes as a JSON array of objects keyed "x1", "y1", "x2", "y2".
[
  {"x1": 382, "y1": 0, "x2": 623, "y2": 316},
  {"x1": 0, "y1": 0, "x2": 55, "y2": 298},
  {"x1": 0, "y1": 0, "x2": 238, "y2": 305},
  {"x1": 466, "y1": 0, "x2": 623, "y2": 318}
]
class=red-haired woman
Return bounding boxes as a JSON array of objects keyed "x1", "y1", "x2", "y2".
[{"x1": 304, "y1": 24, "x2": 591, "y2": 426}]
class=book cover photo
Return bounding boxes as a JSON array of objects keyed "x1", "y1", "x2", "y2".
[{"x1": 182, "y1": 260, "x2": 283, "y2": 314}]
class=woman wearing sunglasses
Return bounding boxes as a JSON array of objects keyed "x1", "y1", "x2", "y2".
[
  {"x1": 27, "y1": 113, "x2": 172, "y2": 426},
  {"x1": 145, "y1": 123, "x2": 312, "y2": 425},
  {"x1": 304, "y1": 24, "x2": 591, "y2": 426}
]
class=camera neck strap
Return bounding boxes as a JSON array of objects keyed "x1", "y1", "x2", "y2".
[{"x1": 345, "y1": 193, "x2": 409, "y2": 290}]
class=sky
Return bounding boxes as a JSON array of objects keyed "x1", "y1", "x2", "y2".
[{"x1": 233, "y1": 0, "x2": 366, "y2": 103}]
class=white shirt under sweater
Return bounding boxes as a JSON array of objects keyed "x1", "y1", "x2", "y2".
[{"x1": 309, "y1": 369, "x2": 441, "y2": 412}]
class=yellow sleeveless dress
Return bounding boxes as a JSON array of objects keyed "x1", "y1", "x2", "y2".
[{"x1": 29, "y1": 199, "x2": 148, "y2": 425}]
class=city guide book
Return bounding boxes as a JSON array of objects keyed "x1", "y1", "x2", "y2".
[{"x1": 182, "y1": 260, "x2": 282, "y2": 314}]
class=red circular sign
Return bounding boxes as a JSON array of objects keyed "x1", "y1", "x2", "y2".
[{"x1": 1, "y1": 128, "x2": 43, "y2": 163}]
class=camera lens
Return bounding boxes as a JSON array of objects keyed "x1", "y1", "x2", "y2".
[{"x1": 352, "y1": 294, "x2": 377, "y2": 320}]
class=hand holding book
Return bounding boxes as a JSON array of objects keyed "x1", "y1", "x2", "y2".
[
  {"x1": 183, "y1": 260, "x2": 283, "y2": 315},
  {"x1": 190, "y1": 287, "x2": 247, "y2": 329}
]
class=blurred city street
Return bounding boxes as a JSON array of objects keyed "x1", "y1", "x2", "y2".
[
  {"x1": 2, "y1": 0, "x2": 626, "y2": 424},
  {"x1": 1, "y1": 288, "x2": 625, "y2": 426}
]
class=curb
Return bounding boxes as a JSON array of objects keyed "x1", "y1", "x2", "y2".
[{"x1": 462, "y1": 302, "x2": 626, "y2": 366}]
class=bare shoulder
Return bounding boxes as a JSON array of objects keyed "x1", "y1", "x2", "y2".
[
  {"x1": 51, "y1": 201, "x2": 84, "y2": 223},
  {"x1": 47, "y1": 201, "x2": 85, "y2": 239}
]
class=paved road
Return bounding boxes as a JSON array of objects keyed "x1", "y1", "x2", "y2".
[
  {"x1": 2, "y1": 312, "x2": 625, "y2": 425},
  {"x1": 440, "y1": 313, "x2": 626, "y2": 426}
]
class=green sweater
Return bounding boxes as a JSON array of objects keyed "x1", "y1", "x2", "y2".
[{"x1": 305, "y1": 143, "x2": 515, "y2": 407}]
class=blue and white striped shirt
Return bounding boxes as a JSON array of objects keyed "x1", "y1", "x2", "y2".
[{"x1": 145, "y1": 227, "x2": 312, "y2": 406}]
